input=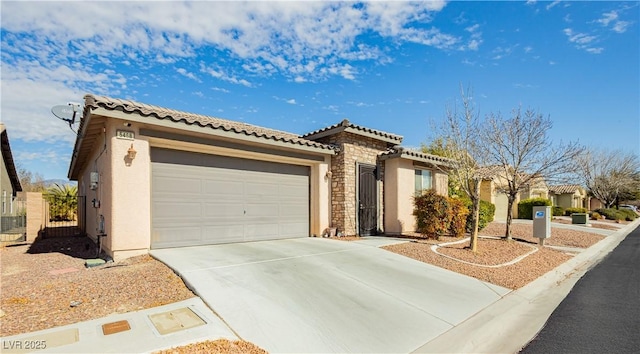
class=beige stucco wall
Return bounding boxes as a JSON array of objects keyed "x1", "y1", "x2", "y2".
[
  {"x1": 310, "y1": 156, "x2": 331, "y2": 237},
  {"x1": 384, "y1": 158, "x2": 415, "y2": 234},
  {"x1": 108, "y1": 121, "x2": 151, "y2": 259},
  {"x1": 554, "y1": 191, "x2": 586, "y2": 209},
  {"x1": 384, "y1": 158, "x2": 449, "y2": 234},
  {"x1": 77, "y1": 120, "x2": 150, "y2": 261}
]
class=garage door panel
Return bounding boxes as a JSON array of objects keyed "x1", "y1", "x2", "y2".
[
  {"x1": 245, "y1": 223, "x2": 280, "y2": 240},
  {"x1": 203, "y1": 180, "x2": 244, "y2": 196},
  {"x1": 151, "y1": 148, "x2": 309, "y2": 248},
  {"x1": 245, "y1": 203, "x2": 280, "y2": 217},
  {"x1": 154, "y1": 174, "x2": 203, "y2": 194},
  {"x1": 280, "y1": 205, "x2": 308, "y2": 218},
  {"x1": 154, "y1": 201, "x2": 203, "y2": 218},
  {"x1": 203, "y1": 225, "x2": 245, "y2": 244},
  {"x1": 204, "y1": 203, "x2": 244, "y2": 217},
  {"x1": 279, "y1": 223, "x2": 309, "y2": 237},
  {"x1": 152, "y1": 226, "x2": 201, "y2": 248}
]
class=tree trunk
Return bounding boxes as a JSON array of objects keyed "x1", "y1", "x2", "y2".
[
  {"x1": 469, "y1": 194, "x2": 481, "y2": 253},
  {"x1": 504, "y1": 194, "x2": 516, "y2": 241}
]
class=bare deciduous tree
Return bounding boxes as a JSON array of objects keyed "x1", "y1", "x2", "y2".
[
  {"x1": 16, "y1": 164, "x2": 46, "y2": 192},
  {"x1": 485, "y1": 108, "x2": 583, "y2": 240},
  {"x1": 429, "y1": 86, "x2": 490, "y2": 252},
  {"x1": 575, "y1": 148, "x2": 640, "y2": 208}
]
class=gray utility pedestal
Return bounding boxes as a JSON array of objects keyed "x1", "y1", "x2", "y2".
[
  {"x1": 533, "y1": 206, "x2": 551, "y2": 245},
  {"x1": 571, "y1": 213, "x2": 589, "y2": 224}
]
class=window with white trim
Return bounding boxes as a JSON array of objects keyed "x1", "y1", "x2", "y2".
[{"x1": 414, "y1": 169, "x2": 432, "y2": 194}]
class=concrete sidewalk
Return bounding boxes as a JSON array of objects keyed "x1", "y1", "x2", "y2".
[{"x1": 0, "y1": 297, "x2": 236, "y2": 353}]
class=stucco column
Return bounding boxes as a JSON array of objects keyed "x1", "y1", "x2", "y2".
[
  {"x1": 108, "y1": 122, "x2": 151, "y2": 260},
  {"x1": 310, "y1": 156, "x2": 331, "y2": 236}
]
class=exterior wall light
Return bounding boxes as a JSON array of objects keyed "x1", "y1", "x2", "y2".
[{"x1": 127, "y1": 144, "x2": 137, "y2": 160}]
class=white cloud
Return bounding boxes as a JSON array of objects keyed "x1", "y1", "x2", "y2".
[
  {"x1": 176, "y1": 68, "x2": 200, "y2": 82},
  {"x1": 200, "y1": 63, "x2": 253, "y2": 87},
  {"x1": 2, "y1": 1, "x2": 455, "y2": 83},
  {"x1": 597, "y1": 11, "x2": 618, "y2": 26},
  {"x1": 596, "y1": 10, "x2": 631, "y2": 33},
  {"x1": 563, "y1": 28, "x2": 602, "y2": 53},
  {"x1": 612, "y1": 21, "x2": 631, "y2": 33},
  {"x1": 546, "y1": 1, "x2": 561, "y2": 11},
  {"x1": 286, "y1": 99, "x2": 297, "y2": 105},
  {"x1": 526, "y1": 0, "x2": 537, "y2": 5}
]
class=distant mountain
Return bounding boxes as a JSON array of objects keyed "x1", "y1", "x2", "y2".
[{"x1": 43, "y1": 179, "x2": 77, "y2": 188}]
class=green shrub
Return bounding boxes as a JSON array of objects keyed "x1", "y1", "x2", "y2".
[
  {"x1": 552, "y1": 206, "x2": 565, "y2": 216},
  {"x1": 618, "y1": 208, "x2": 638, "y2": 221},
  {"x1": 595, "y1": 208, "x2": 637, "y2": 221},
  {"x1": 517, "y1": 198, "x2": 552, "y2": 220},
  {"x1": 414, "y1": 190, "x2": 451, "y2": 239},
  {"x1": 564, "y1": 207, "x2": 588, "y2": 216},
  {"x1": 460, "y1": 197, "x2": 495, "y2": 232},
  {"x1": 449, "y1": 198, "x2": 470, "y2": 238},
  {"x1": 590, "y1": 212, "x2": 602, "y2": 220}
]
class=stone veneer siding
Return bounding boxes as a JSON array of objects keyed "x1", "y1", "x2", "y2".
[{"x1": 315, "y1": 132, "x2": 389, "y2": 236}]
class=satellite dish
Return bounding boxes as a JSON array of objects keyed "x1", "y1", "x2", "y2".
[
  {"x1": 51, "y1": 103, "x2": 81, "y2": 133},
  {"x1": 51, "y1": 105, "x2": 76, "y2": 122}
]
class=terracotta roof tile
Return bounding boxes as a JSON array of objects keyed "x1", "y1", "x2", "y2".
[
  {"x1": 549, "y1": 185, "x2": 583, "y2": 194},
  {"x1": 302, "y1": 119, "x2": 403, "y2": 143},
  {"x1": 83, "y1": 94, "x2": 337, "y2": 152},
  {"x1": 379, "y1": 146, "x2": 455, "y2": 166}
]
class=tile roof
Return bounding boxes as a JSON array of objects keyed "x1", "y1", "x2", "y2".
[
  {"x1": 302, "y1": 119, "x2": 403, "y2": 144},
  {"x1": 549, "y1": 185, "x2": 583, "y2": 194},
  {"x1": 378, "y1": 146, "x2": 455, "y2": 167},
  {"x1": 83, "y1": 94, "x2": 337, "y2": 152}
]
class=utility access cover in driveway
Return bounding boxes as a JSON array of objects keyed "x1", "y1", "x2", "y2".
[{"x1": 151, "y1": 238, "x2": 509, "y2": 353}]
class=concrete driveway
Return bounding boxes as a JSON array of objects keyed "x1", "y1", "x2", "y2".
[{"x1": 151, "y1": 237, "x2": 510, "y2": 353}]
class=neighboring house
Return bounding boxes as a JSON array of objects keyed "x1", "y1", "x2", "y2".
[
  {"x1": 1, "y1": 123, "x2": 23, "y2": 232},
  {"x1": 548, "y1": 185, "x2": 588, "y2": 209},
  {"x1": 68, "y1": 94, "x2": 450, "y2": 261},
  {"x1": 479, "y1": 165, "x2": 549, "y2": 221}
]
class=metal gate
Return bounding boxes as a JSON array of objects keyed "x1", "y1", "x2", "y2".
[
  {"x1": 42, "y1": 195, "x2": 85, "y2": 238},
  {"x1": 0, "y1": 196, "x2": 26, "y2": 243}
]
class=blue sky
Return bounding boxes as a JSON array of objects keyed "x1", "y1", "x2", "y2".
[{"x1": 1, "y1": 0, "x2": 638, "y2": 181}]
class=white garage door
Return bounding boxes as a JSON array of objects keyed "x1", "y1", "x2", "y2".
[
  {"x1": 151, "y1": 148, "x2": 310, "y2": 249},
  {"x1": 494, "y1": 193, "x2": 509, "y2": 221}
]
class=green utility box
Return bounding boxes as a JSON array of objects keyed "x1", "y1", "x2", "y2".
[{"x1": 571, "y1": 213, "x2": 589, "y2": 224}]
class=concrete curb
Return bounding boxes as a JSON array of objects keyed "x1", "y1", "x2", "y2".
[{"x1": 412, "y1": 217, "x2": 640, "y2": 354}]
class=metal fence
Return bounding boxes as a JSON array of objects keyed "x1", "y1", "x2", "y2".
[
  {"x1": 0, "y1": 197, "x2": 26, "y2": 243},
  {"x1": 42, "y1": 195, "x2": 86, "y2": 238}
]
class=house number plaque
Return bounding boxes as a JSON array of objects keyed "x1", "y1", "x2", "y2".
[{"x1": 116, "y1": 130, "x2": 135, "y2": 140}]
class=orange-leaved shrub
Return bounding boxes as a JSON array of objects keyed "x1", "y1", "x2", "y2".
[
  {"x1": 449, "y1": 198, "x2": 470, "y2": 237},
  {"x1": 413, "y1": 190, "x2": 469, "y2": 239}
]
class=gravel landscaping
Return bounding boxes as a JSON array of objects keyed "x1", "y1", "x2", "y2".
[
  {"x1": 382, "y1": 222, "x2": 607, "y2": 290},
  {"x1": 155, "y1": 339, "x2": 267, "y2": 354},
  {"x1": 0, "y1": 236, "x2": 195, "y2": 337}
]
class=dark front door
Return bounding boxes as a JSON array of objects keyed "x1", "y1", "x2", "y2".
[{"x1": 358, "y1": 165, "x2": 377, "y2": 236}]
